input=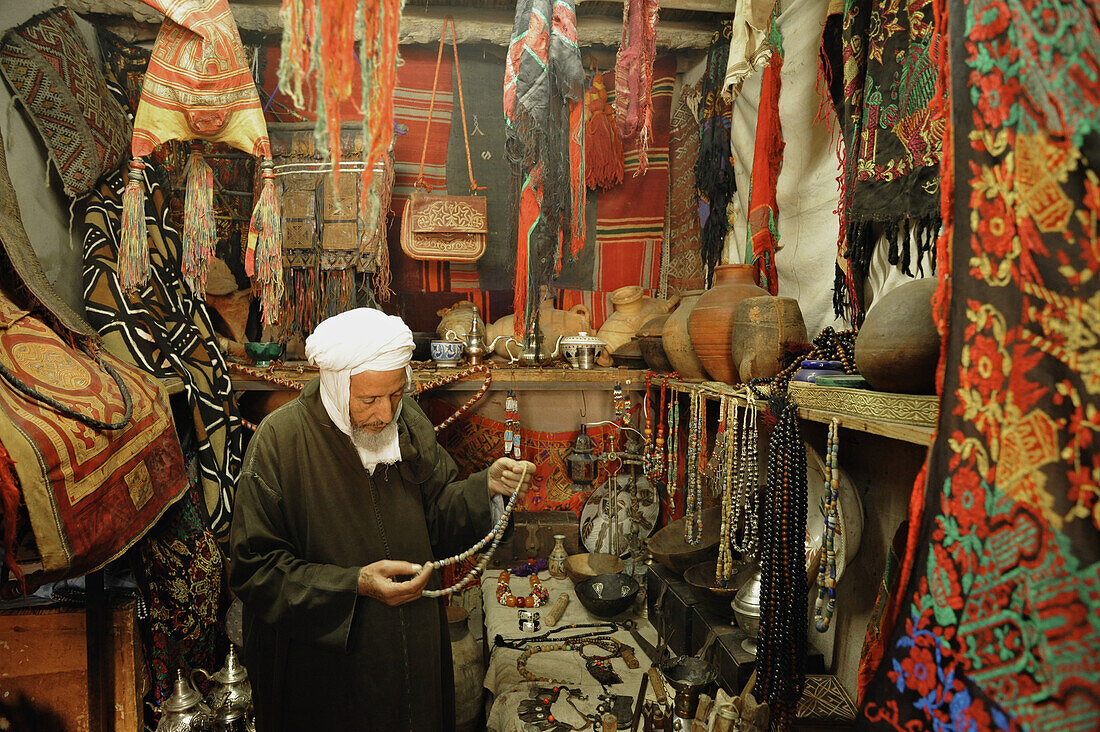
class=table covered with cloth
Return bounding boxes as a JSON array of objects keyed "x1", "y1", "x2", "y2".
[{"x1": 482, "y1": 569, "x2": 663, "y2": 731}]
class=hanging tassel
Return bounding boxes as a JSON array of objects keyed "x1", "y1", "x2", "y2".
[
  {"x1": 584, "y1": 76, "x2": 624, "y2": 190},
  {"x1": 118, "y1": 158, "x2": 149, "y2": 293},
  {"x1": 183, "y1": 149, "x2": 216, "y2": 298},
  {"x1": 247, "y1": 159, "x2": 285, "y2": 327},
  {"x1": 569, "y1": 97, "x2": 587, "y2": 261},
  {"x1": 323, "y1": 268, "x2": 357, "y2": 318},
  {"x1": 0, "y1": 441, "x2": 25, "y2": 594}
]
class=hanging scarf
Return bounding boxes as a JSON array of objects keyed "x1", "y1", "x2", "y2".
[
  {"x1": 613, "y1": 0, "x2": 659, "y2": 173},
  {"x1": 744, "y1": 22, "x2": 783, "y2": 295},
  {"x1": 504, "y1": 0, "x2": 585, "y2": 338},
  {"x1": 694, "y1": 22, "x2": 735, "y2": 288},
  {"x1": 829, "y1": 0, "x2": 944, "y2": 325}
]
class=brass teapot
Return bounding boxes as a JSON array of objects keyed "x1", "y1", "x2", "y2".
[
  {"x1": 154, "y1": 670, "x2": 213, "y2": 732},
  {"x1": 192, "y1": 646, "x2": 252, "y2": 715}
]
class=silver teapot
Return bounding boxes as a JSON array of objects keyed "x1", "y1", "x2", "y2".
[
  {"x1": 155, "y1": 670, "x2": 213, "y2": 732},
  {"x1": 192, "y1": 645, "x2": 252, "y2": 715}
]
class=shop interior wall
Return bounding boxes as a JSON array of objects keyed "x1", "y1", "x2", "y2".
[{"x1": 0, "y1": 2, "x2": 91, "y2": 320}]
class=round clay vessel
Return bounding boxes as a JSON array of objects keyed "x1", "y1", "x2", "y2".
[
  {"x1": 855, "y1": 278, "x2": 939, "y2": 394},
  {"x1": 688, "y1": 264, "x2": 769, "y2": 384},
  {"x1": 730, "y1": 296, "x2": 808, "y2": 383},
  {"x1": 661, "y1": 291, "x2": 709, "y2": 380},
  {"x1": 597, "y1": 286, "x2": 677, "y2": 354}
]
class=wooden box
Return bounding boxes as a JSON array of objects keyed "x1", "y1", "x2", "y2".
[
  {"x1": 489, "y1": 510, "x2": 581, "y2": 567},
  {"x1": 0, "y1": 600, "x2": 147, "y2": 731},
  {"x1": 646, "y1": 563, "x2": 698, "y2": 658}
]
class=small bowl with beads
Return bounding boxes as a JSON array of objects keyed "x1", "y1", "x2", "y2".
[{"x1": 574, "y1": 573, "x2": 640, "y2": 618}]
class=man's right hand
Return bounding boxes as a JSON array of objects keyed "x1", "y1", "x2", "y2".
[{"x1": 357, "y1": 560, "x2": 434, "y2": 606}]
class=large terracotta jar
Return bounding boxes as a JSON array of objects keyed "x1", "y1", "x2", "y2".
[
  {"x1": 855, "y1": 277, "x2": 939, "y2": 394},
  {"x1": 730, "y1": 296, "x2": 808, "y2": 383},
  {"x1": 661, "y1": 291, "x2": 709, "y2": 380},
  {"x1": 688, "y1": 264, "x2": 769, "y2": 384}
]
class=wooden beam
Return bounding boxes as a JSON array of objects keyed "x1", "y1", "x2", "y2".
[{"x1": 64, "y1": 0, "x2": 720, "y2": 49}]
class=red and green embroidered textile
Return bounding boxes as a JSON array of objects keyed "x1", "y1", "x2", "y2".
[
  {"x1": 745, "y1": 42, "x2": 783, "y2": 295},
  {"x1": 829, "y1": 0, "x2": 944, "y2": 325},
  {"x1": 859, "y1": 0, "x2": 1100, "y2": 726}
]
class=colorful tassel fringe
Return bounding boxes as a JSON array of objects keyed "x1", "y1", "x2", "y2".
[
  {"x1": 584, "y1": 76, "x2": 624, "y2": 190},
  {"x1": 118, "y1": 158, "x2": 149, "y2": 293},
  {"x1": 183, "y1": 150, "x2": 216, "y2": 298},
  {"x1": 247, "y1": 160, "x2": 284, "y2": 327}
]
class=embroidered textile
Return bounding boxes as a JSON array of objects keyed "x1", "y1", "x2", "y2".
[
  {"x1": 0, "y1": 290, "x2": 187, "y2": 579},
  {"x1": 829, "y1": 0, "x2": 944, "y2": 325},
  {"x1": 83, "y1": 160, "x2": 244, "y2": 536},
  {"x1": 134, "y1": 475, "x2": 223, "y2": 707},
  {"x1": 859, "y1": 0, "x2": 1100, "y2": 727},
  {"x1": 745, "y1": 44, "x2": 783, "y2": 295},
  {"x1": 665, "y1": 83, "x2": 706, "y2": 293},
  {"x1": 0, "y1": 9, "x2": 129, "y2": 199}
]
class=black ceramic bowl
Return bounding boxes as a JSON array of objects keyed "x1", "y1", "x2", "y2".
[
  {"x1": 411, "y1": 331, "x2": 435, "y2": 362},
  {"x1": 574, "y1": 573, "x2": 640, "y2": 618}
]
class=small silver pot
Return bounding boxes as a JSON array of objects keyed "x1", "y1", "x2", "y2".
[{"x1": 559, "y1": 332, "x2": 606, "y2": 369}]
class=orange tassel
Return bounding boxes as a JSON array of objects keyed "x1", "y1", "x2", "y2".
[
  {"x1": 118, "y1": 158, "x2": 148, "y2": 293},
  {"x1": 584, "y1": 77, "x2": 624, "y2": 190},
  {"x1": 183, "y1": 150, "x2": 216, "y2": 298},
  {"x1": 247, "y1": 160, "x2": 284, "y2": 327}
]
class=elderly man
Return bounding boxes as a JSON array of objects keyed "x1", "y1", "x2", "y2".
[{"x1": 229, "y1": 308, "x2": 534, "y2": 731}]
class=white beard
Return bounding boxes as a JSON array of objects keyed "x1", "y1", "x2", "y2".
[{"x1": 348, "y1": 401, "x2": 403, "y2": 473}]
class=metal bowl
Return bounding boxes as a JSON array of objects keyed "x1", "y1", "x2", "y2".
[
  {"x1": 564, "y1": 553, "x2": 625, "y2": 584},
  {"x1": 574, "y1": 573, "x2": 640, "y2": 618}
]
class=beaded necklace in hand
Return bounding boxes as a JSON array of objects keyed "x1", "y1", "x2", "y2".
[
  {"x1": 814, "y1": 419, "x2": 841, "y2": 632},
  {"x1": 421, "y1": 463, "x2": 528, "y2": 598},
  {"x1": 497, "y1": 569, "x2": 551, "y2": 608}
]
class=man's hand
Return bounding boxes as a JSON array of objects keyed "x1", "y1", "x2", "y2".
[
  {"x1": 488, "y1": 457, "x2": 536, "y2": 499},
  {"x1": 357, "y1": 560, "x2": 433, "y2": 605}
]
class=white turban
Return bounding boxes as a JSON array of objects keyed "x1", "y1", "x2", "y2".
[{"x1": 305, "y1": 309, "x2": 415, "y2": 471}]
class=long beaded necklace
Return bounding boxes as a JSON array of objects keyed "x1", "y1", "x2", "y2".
[
  {"x1": 665, "y1": 389, "x2": 680, "y2": 515},
  {"x1": 684, "y1": 390, "x2": 703, "y2": 545},
  {"x1": 716, "y1": 397, "x2": 738, "y2": 587},
  {"x1": 730, "y1": 392, "x2": 760, "y2": 558},
  {"x1": 642, "y1": 372, "x2": 655, "y2": 475},
  {"x1": 751, "y1": 327, "x2": 858, "y2": 395},
  {"x1": 517, "y1": 637, "x2": 634, "y2": 686},
  {"x1": 814, "y1": 419, "x2": 841, "y2": 633},
  {"x1": 649, "y1": 376, "x2": 670, "y2": 484},
  {"x1": 421, "y1": 463, "x2": 528, "y2": 598},
  {"x1": 497, "y1": 569, "x2": 551, "y2": 607},
  {"x1": 504, "y1": 390, "x2": 521, "y2": 458},
  {"x1": 754, "y1": 394, "x2": 808, "y2": 728}
]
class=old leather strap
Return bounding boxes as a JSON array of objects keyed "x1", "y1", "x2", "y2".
[{"x1": 400, "y1": 16, "x2": 487, "y2": 262}]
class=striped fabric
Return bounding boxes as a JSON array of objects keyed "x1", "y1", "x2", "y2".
[{"x1": 558, "y1": 56, "x2": 674, "y2": 329}]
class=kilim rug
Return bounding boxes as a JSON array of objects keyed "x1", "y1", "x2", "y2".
[
  {"x1": 829, "y1": 0, "x2": 945, "y2": 325},
  {"x1": 83, "y1": 158, "x2": 244, "y2": 536},
  {"x1": 0, "y1": 9, "x2": 130, "y2": 200},
  {"x1": 133, "y1": 465, "x2": 224, "y2": 708},
  {"x1": 859, "y1": 0, "x2": 1100, "y2": 727},
  {"x1": 665, "y1": 81, "x2": 707, "y2": 294}
]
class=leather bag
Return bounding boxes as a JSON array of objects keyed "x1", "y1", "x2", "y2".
[{"x1": 400, "y1": 16, "x2": 486, "y2": 262}]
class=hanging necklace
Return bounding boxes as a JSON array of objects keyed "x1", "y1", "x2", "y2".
[
  {"x1": 650, "y1": 376, "x2": 670, "y2": 484},
  {"x1": 665, "y1": 389, "x2": 680, "y2": 516},
  {"x1": 497, "y1": 569, "x2": 551, "y2": 608},
  {"x1": 613, "y1": 382, "x2": 628, "y2": 429},
  {"x1": 504, "y1": 390, "x2": 522, "y2": 458},
  {"x1": 684, "y1": 390, "x2": 703, "y2": 545},
  {"x1": 421, "y1": 463, "x2": 529, "y2": 598},
  {"x1": 814, "y1": 419, "x2": 841, "y2": 632},
  {"x1": 716, "y1": 397, "x2": 738, "y2": 587},
  {"x1": 643, "y1": 373, "x2": 655, "y2": 475},
  {"x1": 730, "y1": 392, "x2": 759, "y2": 558}
]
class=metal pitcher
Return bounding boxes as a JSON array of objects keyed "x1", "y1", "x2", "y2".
[
  {"x1": 192, "y1": 645, "x2": 252, "y2": 715},
  {"x1": 154, "y1": 670, "x2": 213, "y2": 732}
]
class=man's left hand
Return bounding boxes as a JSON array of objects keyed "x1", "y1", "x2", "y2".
[{"x1": 488, "y1": 457, "x2": 536, "y2": 499}]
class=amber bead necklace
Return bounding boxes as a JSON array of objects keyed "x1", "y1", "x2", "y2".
[{"x1": 496, "y1": 569, "x2": 551, "y2": 608}]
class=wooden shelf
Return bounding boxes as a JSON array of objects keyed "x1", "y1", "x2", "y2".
[
  {"x1": 230, "y1": 362, "x2": 648, "y2": 392},
  {"x1": 668, "y1": 379, "x2": 938, "y2": 447}
]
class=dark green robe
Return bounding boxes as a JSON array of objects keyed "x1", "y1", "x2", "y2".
[{"x1": 228, "y1": 379, "x2": 493, "y2": 731}]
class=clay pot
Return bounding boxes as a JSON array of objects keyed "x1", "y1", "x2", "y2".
[
  {"x1": 688, "y1": 264, "x2": 769, "y2": 384},
  {"x1": 855, "y1": 278, "x2": 939, "y2": 394},
  {"x1": 638, "y1": 315, "x2": 673, "y2": 372},
  {"x1": 730, "y1": 296, "x2": 808, "y2": 383},
  {"x1": 661, "y1": 291, "x2": 709, "y2": 380},
  {"x1": 596, "y1": 285, "x2": 679, "y2": 354}
]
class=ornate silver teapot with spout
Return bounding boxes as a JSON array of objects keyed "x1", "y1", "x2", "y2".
[
  {"x1": 155, "y1": 670, "x2": 213, "y2": 732},
  {"x1": 191, "y1": 646, "x2": 252, "y2": 715}
]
